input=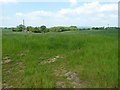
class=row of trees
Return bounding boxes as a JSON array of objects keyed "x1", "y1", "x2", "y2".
[
  {"x1": 12, "y1": 24, "x2": 120, "y2": 33},
  {"x1": 12, "y1": 25, "x2": 79, "y2": 33},
  {"x1": 12, "y1": 24, "x2": 47, "y2": 33},
  {"x1": 13, "y1": 24, "x2": 25, "y2": 32},
  {"x1": 92, "y1": 27, "x2": 120, "y2": 30},
  {"x1": 49, "y1": 26, "x2": 78, "y2": 32},
  {"x1": 27, "y1": 25, "x2": 48, "y2": 33}
]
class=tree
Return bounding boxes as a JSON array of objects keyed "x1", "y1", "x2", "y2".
[
  {"x1": 33, "y1": 27, "x2": 41, "y2": 33},
  {"x1": 70, "y1": 26, "x2": 77, "y2": 28},
  {"x1": 16, "y1": 24, "x2": 25, "y2": 31},
  {"x1": 12, "y1": 28, "x2": 16, "y2": 31},
  {"x1": 27, "y1": 26, "x2": 33, "y2": 32},
  {"x1": 40, "y1": 25, "x2": 46, "y2": 33},
  {"x1": 69, "y1": 26, "x2": 78, "y2": 31}
]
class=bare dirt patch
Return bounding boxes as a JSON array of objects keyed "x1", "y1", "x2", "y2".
[
  {"x1": 16, "y1": 61, "x2": 25, "y2": 73},
  {"x1": 2, "y1": 83, "x2": 13, "y2": 88},
  {"x1": 40, "y1": 55, "x2": 63, "y2": 65},
  {"x1": 55, "y1": 66, "x2": 84, "y2": 88},
  {"x1": 2, "y1": 56, "x2": 12, "y2": 64}
]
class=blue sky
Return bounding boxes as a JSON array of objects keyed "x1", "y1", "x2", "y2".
[
  {"x1": 0, "y1": 0, "x2": 119, "y2": 27},
  {"x1": 2, "y1": 2, "x2": 70, "y2": 14}
]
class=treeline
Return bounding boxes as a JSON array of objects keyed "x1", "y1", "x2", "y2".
[
  {"x1": 2, "y1": 24, "x2": 120, "y2": 33},
  {"x1": 12, "y1": 24, "x2": 48, "y2": 33},
  {"x1": 92, "y1": 27, "x2": 120, "y2": 30},
  {"x1": 49, "y1": 26, "x2": 78, "y2": 32},
  {"x1": 12, "y1": 25, "x2": 79, "y2": 33}
]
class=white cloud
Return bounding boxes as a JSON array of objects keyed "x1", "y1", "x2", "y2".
[
  {"x1": 69, "y1": 0, "x2": 78, "y2": 6},
  {"x1": 59, "y1": 1, "x2": 117, "y2": 16},
  {"x1": 2, "y1": 1, "x2": 118, "y2": 27},
  {"x1": 16, "y1": 13, "x2": 24, "y2": 16},
  {"x1": 16, "y1": 11, "x2": 52, "y2": 17},
  {"x1": 98, "y1": 13, "x2": 105, "y2": 17},
  {"x1": 99, "y1": 4, "x2": 118, "y2": 12}
]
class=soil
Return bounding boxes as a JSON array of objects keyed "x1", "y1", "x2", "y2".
[
  {"x1": 55, "y1": 66, "x2": 85, "y2": 88},
  {"x1": 2, "y1": 56, "x2": 12, "y2": 64},
  {"x1": 40, "y1": 55, "x2": 63, "y2": 65}
]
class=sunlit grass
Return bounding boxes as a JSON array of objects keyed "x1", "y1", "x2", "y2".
[{"x1": 2, "y1": 29, "x2": 118, "y2": 88}]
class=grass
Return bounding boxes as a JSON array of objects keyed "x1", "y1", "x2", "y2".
[{"x1": 2, "y1": 29, "x2": 118, "y2": 88}]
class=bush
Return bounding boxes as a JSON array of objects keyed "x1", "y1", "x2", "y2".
[
  {"x1": 27, "y1": 26, "x2": 34, "y2": 32},
  {"x1": 49, "y1": 26, "x2": 72, "y2": 32},
  {"x1": 40, "y1": 25, "x2": 47, "y2": 33},
  {"x1": 17, "y1": 24, "x2": 25, "y2": 31},
  {"x1": 32, "y1": 27, "x2": 42, "y2": 33},
  {"x1": 92, "y1": 27, "x2": 105, "y2": 30}
]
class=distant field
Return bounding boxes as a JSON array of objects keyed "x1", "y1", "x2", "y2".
[{"x1": 2, "y1": 29, "x2": 118, "y2": 88}]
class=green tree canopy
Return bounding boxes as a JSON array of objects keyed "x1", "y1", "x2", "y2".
[
  {"x1": 27, "y1": 26, "x2": 33, "y2": 32},
  {"x1": 40, "y1": 25, "x2": 46, "y2": 33},
  {"x1": 17, "y1": 24, "x2": 25, "y2": 31}
]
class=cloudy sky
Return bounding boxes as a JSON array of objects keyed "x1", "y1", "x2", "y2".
[{"x1": 0, "y1": 0, "x2": 119, "y2": 27}]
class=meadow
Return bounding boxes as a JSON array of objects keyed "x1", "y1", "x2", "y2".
[{"x1": 2, "y1": 29, "x2": 118, "y2": 88}]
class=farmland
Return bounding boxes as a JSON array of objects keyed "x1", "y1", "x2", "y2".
[{"x1": 2, "y1": 29, "x2": 118, "y2": 88}]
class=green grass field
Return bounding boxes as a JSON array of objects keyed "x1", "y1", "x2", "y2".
[{"x1": 2, "y1": 29, "x2": 118, "y2": 88}]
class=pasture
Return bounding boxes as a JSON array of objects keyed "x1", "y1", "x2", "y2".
[{"x1": 2, "y1": 29, "x2": 118, "y2": 88}]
